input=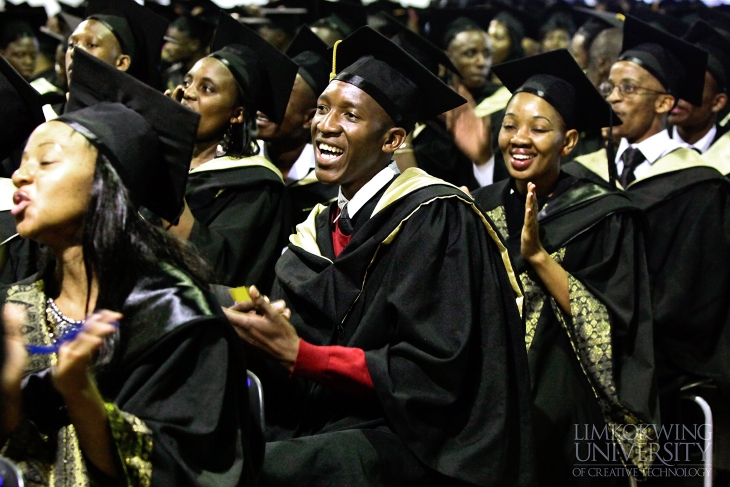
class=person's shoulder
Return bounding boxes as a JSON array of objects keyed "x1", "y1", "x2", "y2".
[{"x1": 472, "y1": 179, "x2": 510, "y2": 210}]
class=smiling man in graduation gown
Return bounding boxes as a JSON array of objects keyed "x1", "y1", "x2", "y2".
[
  {"x1": 225, "y1": 27, "x2": 534, "y2": 487},
  {"x1": 568, "y1": 16, "x2": 730, "y2": 392}
]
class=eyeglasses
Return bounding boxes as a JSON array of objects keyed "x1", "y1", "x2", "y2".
[{"x1": 598, "y1": 81, "x2": 669, "y2": 99}]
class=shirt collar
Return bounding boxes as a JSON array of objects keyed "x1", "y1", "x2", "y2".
[
  {"x1": 616, "y1": 130, "x2": 682, "y2": 165},
  {"x1": 671, "y1": 125, "x2": 717, "y2": 154},
  {"x1": 337, "y1": 161, "x2": 400, "y2": 220},
  {"x1": 258, "y1": 141, "x2": 316, "y2": 182}
]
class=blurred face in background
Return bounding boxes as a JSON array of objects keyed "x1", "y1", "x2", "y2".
[
  {"x1": 447, "y1": 30, "x2": 493, "y2": 90},
  {"x1": 488, "y1": 20, "x2": 511, "y2": 65},
  {"x1": 1, "y1": 35, "x2": 38, "y2": 80}
]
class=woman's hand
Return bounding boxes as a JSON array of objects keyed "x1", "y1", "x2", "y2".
[
  {"x1": 165, "y1": 85, "x2": 185, "y2": 102},
  {"x1": 521, "y1": 182, "x2": 547, "y2": 265},
  {"x1": 520, "y1": 182, "x2": 572, "y2": 314},
  {"x1": 1, "y1": 304, "x2": 28, "y2": 436},
  {"x1": 52, "y1": 310, "x2": 120, "y2": 398},
  {"x1": 224, "y1": 286, "x2": 299, "y2": 372}
]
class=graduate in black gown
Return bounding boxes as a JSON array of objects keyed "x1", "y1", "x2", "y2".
[
  {"x1": 257, "y1": 27, "x2": 338, "y2": 229},
  {"x1": 669, "y1": 21, "x2": 730, "y2": 160},
  {"x1": 397, "y1": 14, "x2": 507, "y2": 190},
  {"x1": 568, "y1": 17, "x2": 730, "y2": 393},
  {"x1": 42, "y1": 0, "x2": 168, "y2": 121},
  {"x1": 473, "y1": 50, "x2": 658, "y2": 486},
  {"x1": 0, "y1": 54, "x2": 43, "y2": 285},
  {"x1": 1, "y1": 50, "x2": 260, "y2": 487},
  {"x1": 166, "y1": 13, "x2": 298, "y2": 292},
  {"x1": 224, "y1": 27, "x2": 535, "y2": 487}
]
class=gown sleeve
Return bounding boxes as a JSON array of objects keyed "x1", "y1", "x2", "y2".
[{"x1": 187, "y1": 181, "x2": 288, "y2": 291}]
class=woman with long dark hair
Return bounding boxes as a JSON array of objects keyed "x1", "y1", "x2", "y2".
[
  {"x1": 165, "y1": 12, "x2": 298, "y2": 292},
  {"x1": 0, "y1": 50, "x2": 259, "y2": 486},
  {"x1": 473, "y1": 50, "x2": 658, "y2": 486}
]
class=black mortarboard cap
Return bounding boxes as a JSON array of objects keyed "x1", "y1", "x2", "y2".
[
  {"x1": 571, "y1": 8, "x2": 624, "y2": 51},
  {"x1": 209, "y1": 12, "x2": 299, "y2": 124},
  {"x1": 316, "y1": 0, "x2": 367, "y2": 37},
  {"x1": 631, "y1": 6, "x2": 687, "y2": 37},
  {"x1": 378, "y1": 12, "x2": 459, "y2": 76},
  {"x1": 697, "y1": 7, "x2": 730, "y2": 42},
  {"x1": 684, "y1": 20, "x2": 730, "y2": 94},
  {"x1": 85, "y1": 0, "x2": 169, "y2": 89},
  {"x1": 260, "y1": 7, "x2": 308, "y2": 35},
  {"x1": 286, "y1": 26, "x2": 331, "y2": 96},
  {"x1": 365, "y1": 0, "x2": 409, "y2": 25},
  {"x1": 330, "y1": 26, "x2": 465, "y2": 131},
  {"x1": 620, "y1": 15, "x2": 707, "y2": 106},
  {"x1": 492, "y1": 49, "x2": 620, "y2": 132},
  {"x1": 573, "y1": 7, "x2": 625, "y2": 31},
  {"x1": 59, "y1": 50, "x2": 200, "y2": 223},
  {"x1": 423, "y1": 8, "x2": 491, "y2": 50},
  {"x1": 0, "y1": 55, "x2": 44, "y2": 161}
]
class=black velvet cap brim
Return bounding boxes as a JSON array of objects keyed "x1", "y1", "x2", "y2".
[{"x1": 491, "y1": 49, "x2": 621, "y2": 132}]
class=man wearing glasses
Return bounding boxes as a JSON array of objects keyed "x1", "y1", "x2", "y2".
[{"x1": 571, "y1": 16, "x2": 730, "y2": 423}]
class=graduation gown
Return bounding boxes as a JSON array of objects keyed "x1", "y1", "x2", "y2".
[
  {"x1": 186, "y1": 155, "x2": 290, "y2": 292},
  {"x1": 567, "y1": 148, "x2": 730, "y2": 390},
  {"x1": 1, "y1": 263, "x2": 261, "y2": 487},
  {"x1": 473, "y1": 174, "x2": 658, "y2": 485},
  {"x1": 256, "y1": 168, "x2": 534, "y2": 486},
  {"x1": 0, "y1": 178, "x2": 38, "y2": 285},
  {"x1": 702, "y1": 127, "x2": 730, "y2": 176},
  {"x1": 286, "y1": 168, "x2": 338, "y2": 229},
  {"x1": 412, "y1": 119, "x2": 510, "y2": 190}
]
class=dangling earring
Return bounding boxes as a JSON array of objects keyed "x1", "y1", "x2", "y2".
[{"x1": 216, "y1": 125, "x2": 233, "y2": 157}]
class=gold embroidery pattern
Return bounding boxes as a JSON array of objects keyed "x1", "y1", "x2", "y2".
[
  {"x1": 486, "y1": 207, "x2": 508, "y2": 241},
  {"x1": 551, "y1": 276, "x2": 657, "y2": 478},
  {"x1": 105, "y1": 403, "x2": 153, "y2": 487},
  {"x1": 50, "y1": 426, "x2": 87, "y2": 487},
  {"x1": 521, "y1": 248, "x2": 565, "y2": 352},
  {"x1": 4, "y1": 282, "x2": 154, "y2": 487},
  {"x1": 5, "y1": 281, "x2": 56, "y2": 372}
]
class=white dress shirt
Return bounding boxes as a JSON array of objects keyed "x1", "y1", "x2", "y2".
[
  {"x1": 335, "y1": 162, "x2": 400, "y2": 222},
  {"x1": 670, "y1": 125, "x2": 717, "y2": 154},
  {"x1": 258, "y1": 141, "x2": 316, "y2": 182},
  {"x1": 615, "y1": 130, "x2": 683, "y2": 180}
]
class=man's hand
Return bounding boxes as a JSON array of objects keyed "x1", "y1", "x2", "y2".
[
  {"x1": 445, "y1": 81, "x2": 493, "y2": 164},
  {"x1": 224, "y1": 287, "x2": 300, "y2": 372}
]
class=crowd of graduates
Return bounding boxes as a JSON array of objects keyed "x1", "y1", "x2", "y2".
[{"x1": 0, "y1": 0, "x2": 729, "y2": 486}]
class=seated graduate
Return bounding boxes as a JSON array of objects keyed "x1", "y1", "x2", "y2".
[
  {"x1": 224, "y1": 27, "x2": 534, "y2": 487},
  {"x1": 379, "y1": 14, "x2": 505, "y2": 190},
  {"x1": 472, "y1": 49, "x2": 658, "y2": 485},
  {"x1": 568, "y1": 17, "x2": 730, "y2": 393},
  {"x1": 44, "y1": 0, "x2": 168, "y2": 121},
  {"x1": 166, "y1": 12, "x2": 298, "y2": 292},
  {"x1": 676, "y1": 21, "x2": 730, "y2": 177},
  {"x1": 256, "y1": 27, "x2": 338, "y2": 228},
  {"x1": 1, "y1": 50, "x2": 260, "y2": 486},
  {"x1": 0, "y1": 55, "x2": 44, "y2": 285}
]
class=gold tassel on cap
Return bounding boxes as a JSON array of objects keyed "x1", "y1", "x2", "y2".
[{"x1": 329, "y1": 40, "x2": 343, "y2": 82}]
